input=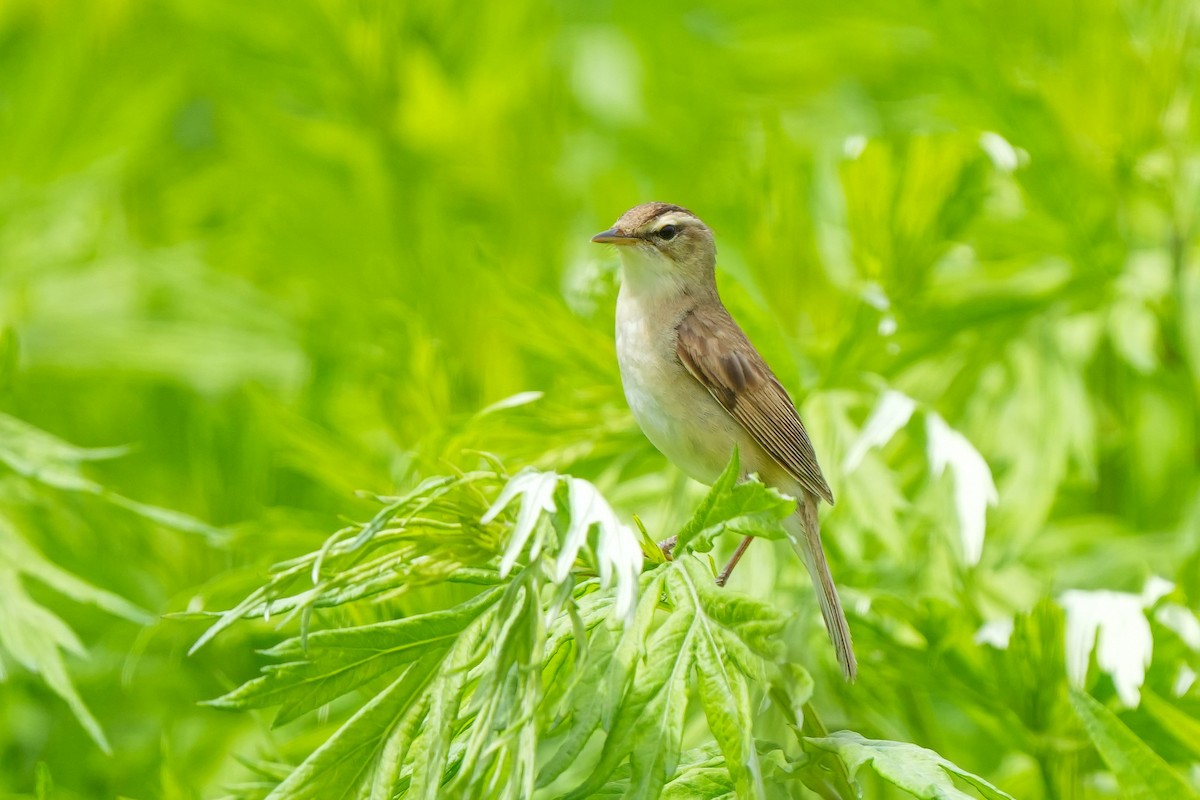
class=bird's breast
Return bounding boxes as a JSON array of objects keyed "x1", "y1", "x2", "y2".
[{"x1": 615, "y1": 292, "x2": 745, "y2": 485}]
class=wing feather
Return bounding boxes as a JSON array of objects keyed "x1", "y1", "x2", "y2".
[{"x1": 676, "y1": 305, "x2": 834, "y2": 505}]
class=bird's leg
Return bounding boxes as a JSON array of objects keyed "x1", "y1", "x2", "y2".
[
  {"x1": 657, "y1": 535, "x2": 678, "y2": 560},
  {"x1": 716, "y1": 535, "x2": 755, "y2": 587}
]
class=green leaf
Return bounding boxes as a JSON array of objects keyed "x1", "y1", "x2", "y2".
[
  {"x1": 0, "y1": 567, "x2": 110, "y2": 753},
  {"x1": 633, "y1": 514, "x2": 667, "y2": 565},
  {"x1": 349, "y1": 474, "x2": 460, "y2": 551},
  {"x1": 673, "y1": 450, "x2": 795, "y2": 554},
  {"x1": 207, "y1": 588, "x2": 498, "y2": 726},
  {"x1": 1069, "y1": 686, "x2": 1200, "y2": 800},
  {"x1": 602, "y1": 569, "x2": 669, "y2": 731},
  {"x1": 0, "y1": 515, "x2": 154, "y2": 753},
  {"x1": 662, "y1": 744, "x2": 811, "y2": 800},
  {"x1": 1142, "y1": 688, "x2": 1200, "y2": 761},
  {"x1": 35, "y1": 762, "x2": 53, "y2": 800},
  {"x1": 805, "y1": 731, "x2": 1017, "y2": 800},
  {"x1": 571, "y1": 556, "x2": 785, "y2": 799},
  {"x1": 662, "y1": 763, "x2": 735, "y2": 800},
  {"x1": 443, "y1": 575, "x2": 544, "y2": 798},
  {"x1": 0, "y1": 326, "x2": 17, "y2": 391},
  {"x1": 0, "y1": 517, "x2": 150, "y2": 624},
  {"x1": 537, "y1": 625, "x2": 617, "y2": 788},
  {"x1": 263, "y1": 655, "x2": 441, "y2": 800},
  {"x1": 0, "y1": 412, "x2": 222, "y2": 539},
  {"x1": 766, "y1": 662, "x2": 815, "y2": 729},
  {"x1": 407, "y1": 603, "x2": 498, "y2": 800},
  {"x1": 675, "y1": 564, "x2": 763, "y2": 800},
  {"x1": 681, "y1": 557, "x2": 787, "y2": 665},
  {"x1": 569, "y1": 594, "x2": 694, "y2": 800}
]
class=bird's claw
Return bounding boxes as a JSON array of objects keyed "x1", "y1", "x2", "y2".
[{"x1": 657, "y1": 535, "x2": 677, "y2": 561}]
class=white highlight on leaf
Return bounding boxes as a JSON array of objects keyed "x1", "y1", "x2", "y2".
[
  {"x1": 475, "y1": 391, "x2": 543, "y2": 417},
  {"x1": 1157, "y1": 603, "x2": 1200, "y2": 651},
  {"x1": 483, "y1": 469, "x2": 560, "y2": 578},
  {"x1": 483, "y1": 469, "x2": 642, "y2": 623},
  {"x1": 861, "y1": 282, "x2": 891, "y2": 311},
  {"x1": 925, "y1": 413, "x2": 998, "y2": 565},
  {"x1": 592, "y1": 493, "x2": 643, "y2": 624},
  {"x1": 1061, "y1": 578, "x2": 1168, "y2": 707},
  {"x1": 843, "y1": 134, "x2": 868, "y2": 159},
  {"x1": 979, "y1": 131, "x2": 1020, "y2": 172},
  {"x1": 843, "y1": 390, "x2": 916, "y2": 473},
  {"x1": 570, "y1": 30, "x2": 643, "y2": 123},
  {"x1": 1175, "y1": 665, "x2": 1197, "y2": 697},
  {"x1": 1142, "y1": 575, "x2": 1174, "y2": 606},
  {"x1": 974, "y1": 617, "x2": 1014, "y2": 649}
]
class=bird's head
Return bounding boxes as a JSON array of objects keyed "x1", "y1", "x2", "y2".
[{"x1": 592, "y1": 202, "x2": 717, "y2": 297}]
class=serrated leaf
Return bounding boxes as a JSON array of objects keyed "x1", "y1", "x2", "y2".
[
  {"x1": 537, "y1": 626, "x2": 617, "y2": 788},
  {"x1": 661, "y1": 765, "x2": 735, "y2": 800},
  {"x1": 407, "y1": 604, "x2": 498, "y2": 800},
  {"x1": 675, "y1": 563, "x2": 763, "y2": 800},
  {"x1": 0, "y1": 567, "x2": 111, "y2": 753},
  {"x1": 767, "y1": 662, "x2": 815, "y2": 729},
  {"x1": 632, "y1": 515, "x2": 667, "y2": 565},
  {"x1": 674, "y1": 450, "x2": 795, "y2": 554},
  {"x1": 682, "y1": 557, "x2": 787, "y2": 664},
  {"x1": 568, "y1": 599, "x2": 694, "y2": 800},
  {"x1": 0, "y1": 413, "x2": 221, "y2": 539},
  {"x1": 0, "y1": 515, "x2": 156, "y2": 753},
  {"x1": 263, "y1": 655, "x2": 441, "y2": 800},
  {"x1": 208, "y1": 588, "x2": 498, "y2": 726},
  {"x1": 806, "y1": 731, "x2": 1016, "y2": 800},
  {"x1": 444, "y1": 576, "x2": 544, "y2": 797},
  {"x1": 603, "y1": 570, "x2": 668, "y2": 731},
  {"x1": 572, "y1": 556, "x2": 782, "y2": 800},
  {"x1": 0, "y1": 517, "x2": 150, "y2": 624},
  {"x1": 1069, "y1": 687, "x2": 1199, "y2": 800},
  {"x1": 367, "y1": 697, "x2": 428, "y2": 800}
]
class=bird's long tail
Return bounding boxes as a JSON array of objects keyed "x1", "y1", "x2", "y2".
[{"x1": 784, "y1": 496, "x2": 857, "y2": 681}]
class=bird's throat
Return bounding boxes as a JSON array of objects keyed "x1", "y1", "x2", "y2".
[{"x1": 617, "y1": 250, "x2": 717, "y2": 304}]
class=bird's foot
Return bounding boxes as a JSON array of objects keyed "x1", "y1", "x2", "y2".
[{"x1": 657, "y1": 535, "x2": 677, "y2": 561}]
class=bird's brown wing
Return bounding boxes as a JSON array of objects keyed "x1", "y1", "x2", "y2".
[{"x1": 675, "y1": 304, "x2": 834, "y2": 505}]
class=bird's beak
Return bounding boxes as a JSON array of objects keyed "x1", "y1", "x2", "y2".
[{"x1": 591, "y1": 228, "x2": 638, "y2": 245}]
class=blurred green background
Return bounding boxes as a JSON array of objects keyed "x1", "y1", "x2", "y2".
[{"x1": 1, "y1": 0, "x2": 1199, "y2": 797}]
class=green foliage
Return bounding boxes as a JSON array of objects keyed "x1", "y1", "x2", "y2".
[
  {"x1": 805, "y1": 733, "x2": 1016, "y2": 800},
  {"x1": 1, "y1": 0, "x2": 1199, "y2": 797},
  {"x1": 202, "y1": 461, "x2": 1033, "y2": 799},
  {"x1": 0, "y1": 414, "x2": 205, "y2": 753},
  {"x1": 673, "y1": 448, "x2": 795, "y2": 553},
  {"x1": 1069, "y1": 688, "x2": 1200, "y2": 800},
  {"x1": 200, "y1": 463, "x2": 782, "y2": 798}
]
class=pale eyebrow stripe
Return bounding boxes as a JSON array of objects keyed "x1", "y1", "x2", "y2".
[{"x1": 651, "y1": 213, "x2": 690, "y2": 230}]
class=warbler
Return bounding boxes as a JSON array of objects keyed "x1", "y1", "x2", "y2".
[{"x1": 593, "y1": 202, "x2": 856, "y2": 680}]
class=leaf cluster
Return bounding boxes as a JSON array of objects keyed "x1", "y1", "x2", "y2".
[{"x1": 208, "y1": 455, "x2": 1013, "y2": 800}]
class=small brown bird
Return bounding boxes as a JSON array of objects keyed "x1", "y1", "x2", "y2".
[{"x1": 593, "y1": 201, "x2": 856, "y2": 681}]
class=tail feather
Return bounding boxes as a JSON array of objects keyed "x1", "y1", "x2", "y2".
[{"x1": 785, "y1": 496, "x2": 857, "y2": 681}]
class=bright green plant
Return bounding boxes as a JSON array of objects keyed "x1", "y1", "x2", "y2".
[
  {"x1": 196, "y1": 453, "x2": 1018, "y2": 799},
  {"x1": 2, "y1": 0, "x2": 1199, "y2": 797}
]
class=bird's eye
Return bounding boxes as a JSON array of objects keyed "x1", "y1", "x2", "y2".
[{"x1": 656, "y1": 224, "x2": 678, "y2": 241}]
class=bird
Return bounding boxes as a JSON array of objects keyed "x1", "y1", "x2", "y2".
[{"x1": 592, "y1": 201, "x2": 856, "y2": 681}]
